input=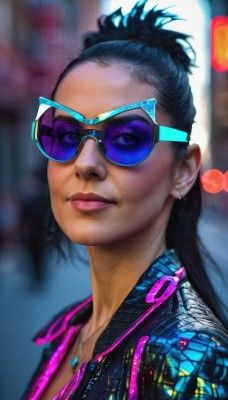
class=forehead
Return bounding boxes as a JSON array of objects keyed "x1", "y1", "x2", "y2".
[{"x1": 54, "y1": 62, "x2": 156, "y2": 119}]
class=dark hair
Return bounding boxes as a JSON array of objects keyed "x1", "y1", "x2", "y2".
[{"x1": 49, "y1": 1, "x2": 226, "y2": 325}]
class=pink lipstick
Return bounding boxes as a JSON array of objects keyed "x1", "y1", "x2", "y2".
[{"x1": 69, "y1": 192, "x2": 115, "y2": 212}]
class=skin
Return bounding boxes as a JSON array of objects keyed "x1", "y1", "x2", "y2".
[{"x1": 43, "y1": 61, "x2": 201, "y2": 399}]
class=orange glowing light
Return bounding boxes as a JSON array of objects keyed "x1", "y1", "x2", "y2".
[
  {"x1": 201, "y1": 169, "x2": 224, "y2": 193},
  {"x1": 224, "y1": 171, "x2": 228, "y2": 192},
  {"x1": 211, "y1": 16, "x2": 228, "y2": 72}
]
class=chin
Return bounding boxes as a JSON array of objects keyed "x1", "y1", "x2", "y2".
[
  {"x1": 67, "y1": 229, "x2": 128, "y2": 247},
  {"x1": 63, "y1": 229, "x2": 109, "y2": 247}
]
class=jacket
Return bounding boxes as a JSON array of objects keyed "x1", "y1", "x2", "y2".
[{"x1": 23, "y1": 249, "x2": 228, "y2": 399}]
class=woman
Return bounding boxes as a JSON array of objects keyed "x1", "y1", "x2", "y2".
[{"x1": 24, "y1": 2, "x2": 228, "y2": 399}]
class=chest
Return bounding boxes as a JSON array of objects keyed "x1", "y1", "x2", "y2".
[
  {"x1": 69, "y1": 344, "x2": 134, "y2": 400},
  {"x1": 40, "y1": 339, "x2": 138, "y2": 400}
]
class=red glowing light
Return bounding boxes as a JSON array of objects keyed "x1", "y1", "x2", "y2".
[
  {"x1": 211, "y1": 16, "x2": 228, "y2": 72},
  {"x1": 224, "y1": 172, "x2": 228, "y2": 192},
  {"x1": 201, "y1": 169, "x2": 224, "y2": 193}
]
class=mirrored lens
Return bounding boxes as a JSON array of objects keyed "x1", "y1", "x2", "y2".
[{"x1": 37, "y1": 107, "x2": 82, "y2": 161}]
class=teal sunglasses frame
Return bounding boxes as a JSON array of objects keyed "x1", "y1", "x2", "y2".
[{"x1": 31, "y1": 97, "x2": 189, "y2": 166}]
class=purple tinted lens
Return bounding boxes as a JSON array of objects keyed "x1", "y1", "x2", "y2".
[
  {"x1": 37, "y1": 107, "x2": 81, "y2": 161},
  {"x1": 102, "y1": 119, "x2": 154, "y2": 165},
  {"x1": 37, "y1": 108, "x2": 154, "y2": 165}
]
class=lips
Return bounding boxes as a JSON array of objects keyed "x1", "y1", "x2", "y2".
[{"x1": 69, "y1": 192, "x2": 115, "y2": 212}]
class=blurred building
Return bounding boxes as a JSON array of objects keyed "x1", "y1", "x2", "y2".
[
  {"x1": 0, "y1": 2, "x2": 227, "y2": 399},
  {"x1": 0, "y1": 0, "x2": 227, "y2": 197},
  {"x1": 0, "y1": 0, "x2": 101, "y2": 194},
  {"x1": 211, "y1": 0, "x2": 228, "y2": 167},
  {"x1": 0, "y1": 0, "x2": 101, "y2": 284},
  {"x1": 210, "y1": 0, "x2": 228, "y2": 211},
  {"x1": 0, "y1": 0, "x2": 227, "y2": 251}
]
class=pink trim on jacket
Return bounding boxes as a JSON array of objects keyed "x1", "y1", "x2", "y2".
[
  {"x1": 128, "y1": 336, "x2": 150, "y2": 400},
  {"x1": 26, "y1": 326, "x2": 80, "y2": 400},
  {"x1": 34, "y1": 296, "x2": 92, "y2": 345},
  {"x1": 53, "y1": 362, "x2": 88, "y2": 400},
  {"x1": 94, "y1": 268, "x2": 185, "y2": 361},
  {"x1": 27, "y1": 267, "x2": 185, "y2": 399}
]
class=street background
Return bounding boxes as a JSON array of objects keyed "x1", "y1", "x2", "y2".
[{"x1": 0, "y1": 1, "x2": 227, "y2": 399}]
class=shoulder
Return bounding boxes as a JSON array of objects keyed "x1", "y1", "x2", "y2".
[
  {"x1": 175, "y1": 280, "x2": 228, "y2": 338},
  {"x1": 140, "y1": 327, "x2": 228, "y2": 398},
  {"x1": 138, "y1": 280, "x2": 228, "y2": 398},
  {"x1": 33, "y1": 296, "x2": 92, "y2": 344},
  {"x1": 144, "y1": 279, "x2": 228, "y2": 344}
]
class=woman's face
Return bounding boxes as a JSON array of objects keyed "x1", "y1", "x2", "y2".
[{"x1": 48, "y1": 62, "x2": 178, "y2": 247}]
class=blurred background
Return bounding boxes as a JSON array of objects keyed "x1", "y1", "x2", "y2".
[{"x1": 0, "y1": 0, "x2": 227, "y2": 399}]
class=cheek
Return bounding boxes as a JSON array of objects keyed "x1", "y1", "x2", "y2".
[
  {"x1": 47, "y1": 161, "x2": 68, "y2": 207},
  {"x1": 47, "y1": 162, "x2": 58, "y2": 200},
  {"x1": 119, "y1": 150, "x2": 174, "y2": 206}
]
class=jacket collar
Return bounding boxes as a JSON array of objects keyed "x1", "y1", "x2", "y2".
[
  {"x1": 34, "y1": 249, "x2": 184, "y2": 351},
  {"x1": 93, "y1": 249, "x2": 183, "y2": 355}
]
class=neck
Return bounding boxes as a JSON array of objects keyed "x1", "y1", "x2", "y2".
[{"x1": 86, "y1": 222, "x2": 167, "y2": 332}]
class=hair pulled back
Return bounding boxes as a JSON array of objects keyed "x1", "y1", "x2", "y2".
[{"x1": 50, "y1": 1, "x2": 225, "y2": 324}]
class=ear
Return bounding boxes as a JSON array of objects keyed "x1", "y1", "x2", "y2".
[{"x1": 171, "y1": 144, "x2": 201, "y2": 200}]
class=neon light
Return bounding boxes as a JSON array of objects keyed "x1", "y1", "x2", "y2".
[
  {"x1": 27, "y1": 327, "x2": 78, "y2": 400},
  {"x1": 34, "y1": 296, "x2": 92, "y2": 344},
  {"x1": 53, "y1": 362, "x2": 88, "y2": 400},
  {"x1": 224, "y1": 172, "x2": 228, "y2": 192},
  {"x1": 201, "y1": 169, "x2": 224, "y2": 193},
  {"x1": 94, "y1": 268, "x2": 186, "y2": 361},
  {"x1": 128, "y1": 336, "x2": 149, "y2": 400},
  {"x1": 211, "y1": 16, "x2": 228, "y2": 72}
]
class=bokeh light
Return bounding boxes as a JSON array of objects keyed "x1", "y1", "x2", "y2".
[
  {"x1": 211, "y1": 16, "x2": 228, "y2": 72},
  {"x1": 201, "y1": 169, "x2": 224, "y2": 193},
  {"x1": 223, "y1": 171, "x2": 228, "y2": 192}
]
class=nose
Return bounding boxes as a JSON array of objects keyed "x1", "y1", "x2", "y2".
[{"x1": 73, "y1": 137, "x2": 107, "y2": 180}]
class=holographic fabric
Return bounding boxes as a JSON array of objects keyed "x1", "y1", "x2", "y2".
[{"x1": 22, "y1": 250, "x2": 228, "y2": 399}]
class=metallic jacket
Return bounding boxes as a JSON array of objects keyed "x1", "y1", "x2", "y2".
[{"x1": 24, "y1": 250, "x2": 228, "y2": 399}]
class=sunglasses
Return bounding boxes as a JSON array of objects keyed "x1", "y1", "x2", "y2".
[{"x1": 31, "y1": 97, "x2": 189, "y2": 167}]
